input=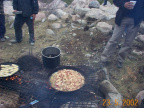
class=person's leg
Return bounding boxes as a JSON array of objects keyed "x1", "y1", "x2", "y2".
[
  {"x1": 101, "y1": 17, "x2": 129, "y2": 62},
  {"x1": 103, "y1": 0, "x2": 107, "y2": 6},
  {"x1": 117, "y1": 18, "x2": 140, "y2": 63},
  {"x1": 26, "y1": 17, "x2": 35, "y2": 44},
  {"x1": 0, "y1": 14, "x2": 6, "y2": 39},
  {"x1": 13, "y1": 15, "x2": 25, "y2": 42}
]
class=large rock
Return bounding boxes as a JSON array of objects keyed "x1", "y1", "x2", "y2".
[
  {"x1": 139, "y1": 22, "x2": 144, "y2": 34},
  {"x1": 3, "y1": 1, "x2": 13, "y2": 15},
  {"x1": 100, "y1": 4, "x2": 118, "y2": 15},
  {"x1": 136, "y1": 90, "x2": 144, "y2": 106},
  {"x1": 74, "y1": 7, "x2": 90, "y2": 16},
  {"x1": 38, "y1": 1, "x2": 47, "y2": 10},
  {"x1": 137, "y1": 35, "x2": 144, "y2": 42},
  {"x1": 132, "y1": 50, "x2": 143, "y2": 55},
  {"x1": 100, "y1": 80, "x2": 123, "y2": 108},
  {"x1": 96, "y1": 22, "x2": 112, "y2": 33},
  {"x1": 45, "y1": 0, "x2": 67, "y2": 10},
  {"x1": 48, "y1": 14, "x2": 59, "y2": 21},
  {"x1": 61, "y1": 14, "x2": 72, "y2": 21},
  {"x1": 104, "y1": 13, "x2": 116, "y2": 20},
  {"x1": 140, "y1": 22, "x2": 144, "y2": 29},
  {"x1": 71, "y1": 15, "x2": 80, "y2": 22},
  {"x1": 106, "y1": 93, "x2": 123, "y2": 108},
  {"x1": 85, "y1": 8, "x2": 106, "y2": 20},
  {"x1": 77, "y1": 19, "x2": 87, "y2": 25},
  {"x1": 69, "y1": 0, "x2": 100, "y2": 8},
  {"x1": 8, "y1": 16, "x2": 15, "y2": 23},
  {"x1": 89, "y1": 1, "x2": 100, "y2": 8},
  {"x1": 53, "y1": 9, "x2": 67, "y2": 18},
  {"x1": 35, "y1": 12, "x2": 46, "y2": 21}
]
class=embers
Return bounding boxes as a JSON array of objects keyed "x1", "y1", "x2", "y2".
[{"x1": 5, "y1": 75, "x2": 22, "y2": 84}]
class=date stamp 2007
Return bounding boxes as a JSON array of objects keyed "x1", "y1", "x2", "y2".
[{"x1": 103, "y1": 99, "x2": 138, "y2": 106}]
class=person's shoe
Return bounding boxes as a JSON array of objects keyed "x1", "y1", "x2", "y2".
[
  {"x1": 30, "y1": 42, "x2": 35, "y2": 46},
  {"x1": 10, "y1": 39, "x2": 21, "y2": 43},
  {"x1": 117, "y1": 61, "x2": 123, "y2": 68},
  {"x1": 103, "y1": 5, "x2": 107, "y2": 7},
  {"x1": 0, "y1": 38, "x2": 5, "y2": 42}
]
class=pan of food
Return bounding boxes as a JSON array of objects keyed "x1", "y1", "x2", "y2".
[
  {"x1": 48, "y1": 66, "x2": 86, "y2": 92},
  {"x1": 0, "y1": 62, "x2": 19, "y2": 78}
]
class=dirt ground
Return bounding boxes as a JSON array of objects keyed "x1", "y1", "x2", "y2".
[{"x1": 0, "y1": 17, "x2": 144, "y2": 108}]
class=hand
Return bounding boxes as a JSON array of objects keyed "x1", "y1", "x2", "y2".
[
  {"x1": 31, "y1": 14, "x2": 36, "y2": 20},
  {"x1": 124, "y1": 2, "x2": 134, "y2": 10},
  {"x1": 13, "y1": 10, "x2": 17, "y2": 12}
]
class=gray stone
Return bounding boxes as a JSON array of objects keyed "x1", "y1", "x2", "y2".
[
  {"x1": 8, "y1": 16, "x2": 15, "y2": 23},
  {"x1": 96, "y1": 22, "x2": 112, "y2": 33},
  {"x1": 3, "y1": 1, "x2": 13, "y2": 15},
  {"x1": 46, "y1": 29, "x2": 55, "y2": 36},
  {"x1": 77, "y1": 19, "x2": 87, "y2": 25},
  {"x1": 132, "y1": 50, "x2": 143, "y2": 55},
  {"x1": 85, "y1": 54, "x2": 92, "y2": 57},
  {"x1": 35, "y1": 12, "x2": 46, "y2": 21},
  {"x1": 89, "y1": 1, "x2": 100, "y2": 8},
  {"x1": 51, "y1": 23, "x2": 62, "y2": 29},
  {"x1": 74, "y1": 7, "x2": 90, "y2": 16},
  {"x1": 48, "y1": 14, "x2": 59, "y2": 21},
  {"x1": 44, "y1": 0, "x2": 67, "y2": 10},
  {"x1": 100, "y1": 80, "x2": 123, "y2": 108},
  {"x1": 53, "y1": 9, "x2": 67, "y2": 18},
  {"x1": 42, "y1": 18, "x2": 46, "y2": 22},
  {"x1": 137, "y1": 35, "x2": 144, "y2": 42},
  {"x1": 85, "y1": 8, "x2": 106, "y2": 20},
  {"x1": 140, "y1": 21, "x2": 144, "y2": 29},
  {"x1": 69, "y1": 0, "x2": 100, "y2": 8},
  {"x1": 72, "y1": 33, "x2": 77, "y2": 36},
  {"x1": 136, "y1": 90, "x2": 144, "y2": 106}
]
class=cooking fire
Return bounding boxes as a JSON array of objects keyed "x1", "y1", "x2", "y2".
[{"x1": 0, "y1": 55, "x2": 105, "y2": 108}]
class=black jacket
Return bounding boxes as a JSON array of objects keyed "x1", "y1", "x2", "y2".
[
  {"x1": 13, "y1": 0, "x2": 39, "y2": 17},
  {"x1": 113, "y1": 0, "x2": 144, "y2": 26}
]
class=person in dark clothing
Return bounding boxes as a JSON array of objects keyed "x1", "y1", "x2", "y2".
[
  {"x1": 11, "y1": 0, "x2": 39, "y2": 45},
  {"x1": 103, "y1": 0, "x2": 108, "y2": 6},
  {"x1": 100, "y1": 0, "x2": 144, "y2": 68},
  {"x1": 0, "y1": 0, "x2": 6, "y2": 42}
]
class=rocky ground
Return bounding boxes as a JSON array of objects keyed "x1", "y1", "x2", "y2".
[
  {"x1": 0, "y1": 16, "x2": 144, "y2": 108},
  {"x1": 0, "y1": 0, "x2": 144, "y2": 107}
]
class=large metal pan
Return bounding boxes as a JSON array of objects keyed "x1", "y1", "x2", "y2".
[
  {"x1": 48, "y1": 66, "x2": 87, "y2": 93},
  {"x1": 0, "y1": 62, "x2": 19, "y2": 78}
]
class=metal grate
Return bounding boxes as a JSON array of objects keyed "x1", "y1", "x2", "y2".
[{"x1": 0, "y1": 64, "x2": 105, "y2": 108}]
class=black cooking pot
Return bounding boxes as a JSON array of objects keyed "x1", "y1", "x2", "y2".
[{"x1": 41, "y1": 47, "x2": 60, "y2": 69}]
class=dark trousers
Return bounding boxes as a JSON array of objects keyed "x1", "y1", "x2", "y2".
[
  {"x1": 14, "y1": 15, "x2": 35, "y2": 42},
  {"x1": 103, "y1": 0, "x2": 107, "y2": 5},
  {"x1": 0, "y1": 14, "x2": 6, "y2": 38}
]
